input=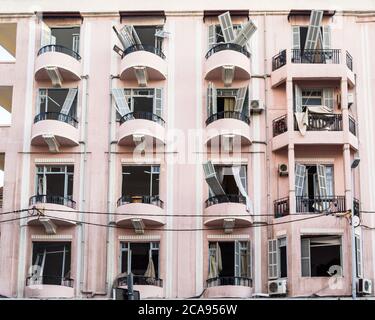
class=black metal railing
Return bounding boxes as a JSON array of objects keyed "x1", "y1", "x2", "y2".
[
  {"x1": 273, "y1": 115, "x2": 288, "y2": 137},
  {"x1": 34, "y1": 112, "x2": 78, "y2": 128},
  {"x1": 37, "y1": 44, "x2": 81, "y2": 61},
  {"x1": 29, "y1": 195, "x2": 76, "y2": 210},
  {"x1": 346, "y1": 51, "x2": 353, "y2": 71},
  {"x1": 272, "y1": 50, "x2": 287, "y2": 71},
  {"x1": 206, "y1": 111, "x2": 250, "y2": 126},
  {"x1": 291, "y1": 49, "x2": 340, "y2": 64},
  {"x1": 122, "y1": 44, "x2": 166, "y2": 60},
  {"x1": 274, "y1": 197, "x2": 290, "y2": 218},
  {"x1": 119, "y1": 111, "x2": 165, "y2": 127},
  {"x1": 26, "y1": 275, "x2": 74, "y2": 287},
  {"x1": 205, "y1": 43, "x2": 251, "y2": 59},
  {"x1": 206, "y1": 277, "x2": 252, "y2": 287},
  {"x1": 349, "y1": 116, "x2": 357, "y2": 136},
  {"x1": 117, "y1": 275, "x2": 163, "y2": 287},
  {"x1": 294, "y1": 113, "x2": 343, "y2": 131},
  {"x1": 205, "y1": 194, "x2": 246, "y2": 208},
  {"x1": 117, "y1": 195, "x2": 164, "y2": 209},
  {"x1": 353, "y1": 198, "x2": 360, "y2": 217},
  {"x1": 296, "y1": 196, "x2": 346, "y2": 213}
]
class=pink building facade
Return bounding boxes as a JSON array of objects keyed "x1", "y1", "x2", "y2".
[{"x1": 0, "y1": 1, "x2": 375, "y2": 299}]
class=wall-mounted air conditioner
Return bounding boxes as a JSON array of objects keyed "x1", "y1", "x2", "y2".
[
  {"x1": 357, "y1": 278, "x2": 372, "y2": 295},
  {"x1": 268, "y1": 279, "x2": 287, "y2": 296},
  {"x1": 278, "y1": 164, "x2": 288, "y2": 177},
  {"x1": 250, "y1": 99, "x2": 264, "y2": 114}
]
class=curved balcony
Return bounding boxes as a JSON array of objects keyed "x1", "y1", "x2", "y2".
[
  {"x1": 117, "y1": 275, "x2": 164, "y2": 299},
  {"x1": 205, "y1": 111, "x2": 251, "y2": 146},
  {"x1": 31, "y1": 112, "x2": 79, "y2": 148},
  {"x1": 28, "y1": 195, "x2": 78, "y2": 228},
  {"x1": 204, "y1": 43, "x2": 251, "y2": 82},
  {"x1": 204, "y1": 277, "x2": 252, "y2": 298},
  {"x1": 25, "y1": 276, "x2": 74, "y2": 298},
  {"x1": 204, "y1": 194, "x2": 252, "y2": 227},
  {"x1": 35, "y1": 45, "x2": 81, "y2": 82},
  {"x1": 120, "y1": 44, "x2": 167, "y2": 81},
  {"x1": 117, "y1": 111, "x2": 166, "y2": 146},
  {"x1": 115, "y1": 195, "x2": 165, "y2": 227}
]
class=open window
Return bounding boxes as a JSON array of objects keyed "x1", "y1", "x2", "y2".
[
  {"x1": 0, "y1": 153, "x2": 4, "y2": 209},
  {"x1": 37, "y1": 88, "x2": 78, "y2": 119},
  {"x1": 0, "y1": 23, "x2": 17, "y2": 62},
  {"x1": 301, "y1": 235, "x2": 342, "y2": 277},
  {"x1": 31, "y1": 242, "x2": 71, "y2": 286},
  {"x1": 0, "y1": 86, "x2": 13, "y2": 126},
  {"x1": 211, "y1": 164, "x2": 247, "y2": 197},
  {"x1": 120, "y1": 242, "x2": 160, "y2": 285},
  {"x1": 210, "y1": 24, "x2": 243, "y2": 46},
  {"x1": 294, "y1": 85, "x2": 334, "y2": 112},
  {"x1": 268, "y1": 237, "x2": 287, "y2": 279}
]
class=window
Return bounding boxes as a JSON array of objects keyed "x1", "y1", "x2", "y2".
[
  {"x1": 355, "y1": 235, "x2": 363, "y2": 278},
  {"x1": 122, "y1": 165, "x2": 160, "y2": 199},
  {"x1": 41, "y1": 24, "x2": 80, "y2": 53},
  {"x1": 0, "y1": 23, "x2": 17, "y2": 62},
  {"x1": 36, "y1": 165, "x2": 74, "y2": 200},
  {"x1": 213, "y1": 24, "x2": 242, "y2": 44},
  {"x1": 31, "y1": 242, "x2": 71, "y2": 285},
  {"x1": 302, "y1": 89, "x2": 322, "y2": 107},
  {"x1": 295, "y1": 86, "x2": 334, "y2": 112},
  {"x1": 38, "y1": 88, "x2": 78, "y2": 118},
  {"x1": 0, "y1": 86, "x2": 13, "y2": 125},
  {"x1": 292, "y1": 26, "x2": 330, "y2": 51},
  {"x1": 268, "y1": 237, "x2": 287, "y2": 279},
  {"x1": 211, "y1": 164, "x2": 247, "y2": 196},
  {"x1": 301, "y1": 235, "x2": 342, "y2": 277},
  {"x1": 133, "y1": 25, "x2": 163, "y2": 51}
]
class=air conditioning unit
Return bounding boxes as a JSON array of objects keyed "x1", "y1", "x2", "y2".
[
  {"x1": 278, "y1": 164, "x2": 288, "y2": 177},
  {"x1": 357, "y1": 278, "x2": 372, "y2": 295},
  {"x1": 268, "y1": 279, "x2": 287, "y2": 296},
  {"x1": 348, "y1": 93, "x2": 354, "y2": 107},
  {"x1": 250, "y1": 100, "x2": 264, "y2": 114}
]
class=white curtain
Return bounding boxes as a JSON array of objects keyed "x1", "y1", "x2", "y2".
[
  {"x1": 295, "y1": 105, "x2": 334, "y2": 135},
  {"x1": 232, "y1": 166, "x2": 253, "y2": 213},
  {"x1": 144, "y1": 255, "x2": 156, "y2": 279}
]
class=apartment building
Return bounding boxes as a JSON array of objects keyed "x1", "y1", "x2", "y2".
[{"x1": 0, "y1": 0, "x2": 375, "y2": 299}]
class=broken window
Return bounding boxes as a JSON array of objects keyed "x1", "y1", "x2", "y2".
[
  {"x1": 0, "y1": 86, "x2": 13, "y2": 125},
  {"x1": 301, "y1": 235, "x2": 342, "y2": 277},
  {"x1": 292, "y1": 26, "x2": 330, "y2": 51},
  {"x1": 120, "y1": 242, "x2": 160, "y2": 285},
  {"x1": 133, "y1": 26, "x2": 163, "y2": 51},
  {"x1": 211, "y1": 165, "x2": 247, "y2": 196},
  {"x1": 213, "y1": 24, "x2": 242, "y2": 45},
  {"x1": 0, "y1": 23, "x2": 17, "y2": 62},
  {"x1": 31, "y1": 242, "x2": 71, "y2": 286}
]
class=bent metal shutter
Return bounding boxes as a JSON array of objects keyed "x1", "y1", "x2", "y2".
[
  {"x1": 268, "y1": 239, "x2": 278, "y2": 279},
  {"x1": 118, "y1": 25, "x2": 135, "y2": 49},
  {"x1": 218, "y1": 11, "x2": 235, "y2": 43},
  {"x1": 202, "y1": 161, "x2": 225, "y2": 196},
  {"x1": 234, "y1": 87, "x2": 247, "y2": 113},
  {"x1": 295, "y1": 164, "x2": 306, "y2": 197},
  {"x1": 233, "y1": 19, "x2": 257, "y2": 47},
  {"x1": 153, "y1": 88, "x2": 163, "y2": 118},
  {"x1": 304, "y1": 10, "x2": 324, "y2": 50},
  {"x1": 112, "y1": 88, "x2": 131, "y2": 117},
  {"x1": 60, "y1": 89, "x2": 78, "y2": 115}
]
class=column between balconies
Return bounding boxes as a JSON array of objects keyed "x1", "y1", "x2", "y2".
[{"x1": 343, "y1": 143, "x2": 352, "y2": 211}]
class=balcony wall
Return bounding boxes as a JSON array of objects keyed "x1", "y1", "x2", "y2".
[
  {"x1": 204, "y1": 285, "x2": 252, "y2": 298},
  {"x1": 116, "y1": 202, "x2": 165, "y2": 226},
  {"x1": 204, "y1": 201, "x2": 252, "y2": 227},
  {"x1": 24, "y1": 284, "x2": 74, "y2": 298}
]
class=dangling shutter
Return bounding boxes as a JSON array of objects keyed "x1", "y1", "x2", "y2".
[
  {"x1": 60, "y1": 89, "x2": 78, "y2": 115},
  {"x1": 112, "y1": 88, "x2": 131, "y2": 117},
  {"x1": 355, "y1": 235, "x2": 363, "y2": 278},
  {"x1": 292, "y1": 26, "x2": 301, "y2": 50},
  {"x1": 233, "y1": 19, "x2": 257, "y2": 47},
  {"x1": 218, "y1": 11, "x2": 235, "y2": 43},
  {"x1": 207, "y1": 82, "x2": 217, "y2": 117},
  {"x1": 322, "y1": 25, "x2": 331, "y2": 50},
  {"x1": 323, "y1": 88, "x2": 334, "y2": 112},
  {"x1": 131, "y1": 26, "x2": 142, "y2": 46},
  {"x1": 240, "y1": 166, "x2": 247, "y2": 193},
  {"x1": 304, "y1": 10, "x2": 324, "y2": 50},
  {"x1": 208, "y1": 25, "x2": 216, "y2": 49},
  {"x1": 301, "y1": 238, "x2": 311, "y2": 277},
  {"x1": 268, "y1": 239, "x2": 278, "y2": 279},
  {"x1": 202, "y1": 161, "x2": 225, "y2": 196},
  {"x1": 234, "y1": 87, "x2": 247, "y2": 113},
  {"x1": 40, "y1": 21, "x2": 52, "y2": 47},
  {"x1": 153, "y1": 88, "x2": 163, "y2": 118},
  {"x1": 247, "y1": 241, "x2": 252, "y2": 278},
  {"x1": 118, "y1": 25, "x2": 135, "y2": 49},
  {"x1": 234, "y1": 241, "x2": 241, "y2": 278},
  {"x1": 295, "y1": 164, "x2": 307, "y2": 197},
  {"x1": 316, "y1": 164, "x2": 328, "y2": 198},
  {"x1": 295, "y1": 84, "x2": 303, "y2": 112}
]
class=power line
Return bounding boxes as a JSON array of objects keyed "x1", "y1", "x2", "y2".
[
  {"x1": 0, "y1": 216, "x2": 31, "y2": 224},
  {"x1": 0, "y1": 208, "x2": 30, "y2": 216}
]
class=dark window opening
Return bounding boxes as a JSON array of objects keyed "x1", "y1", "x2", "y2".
[
  {"x1": 214, "y1": 24, "x2": 242, "y2": 44},
  {"x1": 213, "y1": 165, "x2": 247, "y2": 196},
  {"x1": 36, "y1": 165, "x2": 74, "y2": 199},
  {"x1": 39, "y1": 88, "x2": 77, "y2": 118},
  {"x1": 218, "y1": 242, "x2": 235, "y2": 277},
  {"x1": 278, "y1": 238, "x2": 287, "y2": 278},
  {"x1": 299, "y1": 26, "x2": 323, "y2": 51},
  {"x1": 133, "y1": 96, "x2": 153, "y2": 113},
  {"x1": 51, "y1": 27, "x2": 80, "y2": 52},
  {"x1": 122, "y1": 165, "x2": 159, "y2": 198},
  {"x1": 133, "y1": 26, "x2": 163, "y2": 50}
]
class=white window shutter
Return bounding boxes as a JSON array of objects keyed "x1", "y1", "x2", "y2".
[
  {"x1": 218, "y1": 11, "x2": 235, "y2": 43},
  {"x1": 131, "y1": 26, "x2": 142, "y2": 46},
  {"x1": 316, "y1": 164, "x2": 328, "y2": 198},
  {"x1": 202, "y1": 161, "x2": 225, "y2": 196},
  {"x1": 207, "y1": 82, "x2": 217, "y2": 116},
  {"x1": 112, "y1": 88, "x2": 131, "y2": 117},
  {"x1": 323, "y1": 88, "x2": 334, "y2": 112},
  {"x1": 40, "y1": 21, "x2": 52, "y2": 47},
  {"x1": 322, "y1": 25, "x2": 331, "y2": 50},
  {"x1": 153, "y1": 88, "x2": 163, "y2": 118},
  {"x1": 301, "y1": 238, "x2": 311, "y2": 277},
  {"x1": 234, "y1": 87, "x2": 247, "y2": 113},
  {"x1": 51, "y1": 35, "x2": 56, "y2": 45},
  {"x1": 72, "y1": 34, "x2": 80, "y2": 54},
  {"x1": 60, "y1": 89, "x2": 78, "y2": 115},
  {"x1": 208, "y1": 25, "x2": 216, "y2": 49},
  {"x1": 234, "y1": 241, "x2": 241, "y2": 278},
  {"x1": 355, "y1": 235, "x2": 363, "y2": 278},
  {"x1": 37, "y1": 89, "x2": 47, "y2": 114},
  {"x1": 240, "y1": 166, "x2": 247, "y2": 193},
  {"x1": 247, "y1": 241, "x2": 252, "y2": 278},
  {"x1": 268, "y1": 239, "x2": 278, "y2": 279},
  {"x1": 295, "y1": 164, "x2": 307, "y2": 197},
  {"x1": 292, "y1": 26, "x2": 301, "y2": 50},
  {"x1": 233, "y1": 19, "x2": 257, "y2": 47},
  {"x1": 304, "y1": 10, "x2": 324, "y2": 50},
  {"x1": 118, "y1": 25, "x2": 135, "y2": 49},
  {"x1": 295, "y1": 84, "x2": 303, "y2": 113}
]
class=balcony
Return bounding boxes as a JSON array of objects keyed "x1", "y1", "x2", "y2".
[
  {"x1": 117, "y1": 275, "x2": 164, "y2": 299},
  {"x1": 117, "y1": 111, "x2": 166, "y2": 146},
  {"x1": 205, "y1": 111, "x2": 251, "y2": 146},
  {"x1": 272, "y1": 115, "x2": 288, "y2": 137},
  {"x1": 272, "y1": 50, "x2": 287, "y2": 71},
  {"x1": 274, "y1": 197, "x2": 289, "y2": 218},
  {"x1": 35, "y1": 45, "x2": 82, "y2": 82},
  {"x1": 291, "y1": 49, "x2": 340, "y2": 64},
  {"x1": 204, "y1": 277, "x2": 252, "y2": 298},
  {"x1": 25, "y1": 276, "x2": 74, "y2": 299},
  {"x1": 294, "y1": 113, "x2": 343, "y2": 132},
  {"x1": 115, "y1": 195, "x2": 165, "y2": 227},
  {"x1": 120, "y1": 44, "x2": 167, "y2": 81},
  {"x1": 204, "y1": 43, "x2": 251, "y2": 83},
  {"x1": 204, "y1": 194, "x2": 252, "y2": 228}
]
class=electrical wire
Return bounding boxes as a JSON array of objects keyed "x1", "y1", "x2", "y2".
[{"x1": 0, "y1": 208, "x2": 30, "y2": 216}]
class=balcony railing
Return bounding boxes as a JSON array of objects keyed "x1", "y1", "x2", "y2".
[
  {"x1": 205, "y1": 194, "x2": 246, "y2": 208},
  {"x1": 29, "y1": 194, "x2": 76, "y2": 210},
  {"x1": 117, "y1": 195, "x2": 164, "y2": 209},
  {"x1": 206, "y1": 111, "x2": 250, "y2": 126},
  {"x1": 272, "y1": 50, "x2": 287, "y2": 71},
  {"x1": 272, "y1": 115, "x2": 288, "y2": 137},
  {"x1": 37, "y1": 44, "x2": 81, "y2": 61},
  {"x1": 26, "y1": 275, "x2": 74, "y2": 287},
  {"x1": 291, "y1": 49, "x2": 340, "y2": 64},
  {"x1": 274, "y1": 197, "x2": 289, "y2": 218},
  {"x1": 346, "y1": 51, "x2": 353, "y2": 71},
  {"x1": 349, "y1": 116, "x2": 357, "y2": 136},
  {"x1": 34, "y1": 112, "x2": 78, "y2": 128},
  {"x1": 296, "y1": 196, "x2": 346, "y2": 213},
  {"x1": 119, "y1": 111, "x2": 165, "y2": 127},
  {"x1": 117, "y1": 275, "x2": 163, "y2": 287},
  {"x1": 353, "y1": 198, "x2": 360, "y2": 217},
  {"x1": 0, "y1": 188, "x2": 3, "y2": 209},
  {"x1": 206, "y1": 276, "x2": 252, "y2": 287},
  {"x1": 205, "y1": 43, "x2": 251, "y2": 59},
  {"x1": 294, "y1": 113, "x2": 343, "y2": 131},
  {"x1": 122, "y1": 44, "x2": 166, "y2": 60}
]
